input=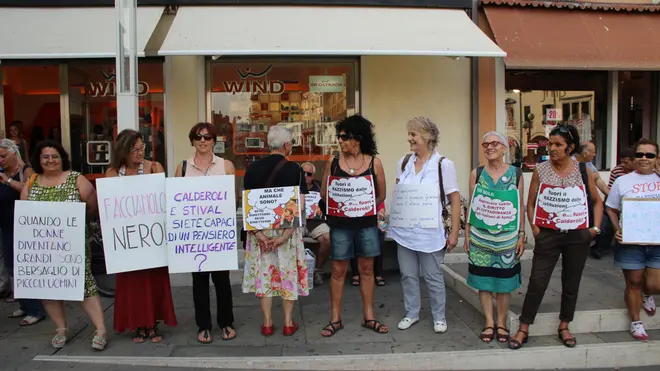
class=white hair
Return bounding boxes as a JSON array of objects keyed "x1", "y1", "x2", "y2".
[
  {"x1": 301, "y1": 162, "x2": 316, "y2": 174},
  {"x1": 0, "y1": 138, "x2": 22, "y2": 160},
  {"x1": 268, "y1": 126, "x2": 293, "y2": 150},
  {"x1": 482, "y1": 131, "x2": 509, "y2": 148}
]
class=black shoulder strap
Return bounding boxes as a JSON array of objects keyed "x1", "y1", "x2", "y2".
[
  {"x1": 438, "y1": 157, "x2": 446, "y2": 207},
  {"x1": 476, "y1": 166, "x2": 485, "y2": 182},
  {"x1": 579, "y1": 162, "x2": 594, "y2": 227},
  {"x1": 265, "y1": 157, "x2": 288, "y2": 188},
  {"x1": 515, "y1": 166, "x2": 523, "y2": 187},
  {"x1": 330, "y1": 156, "x2": 340, "y2": 176},
  {"x1": 181, "y1": 160, "x2": 187, "y2": 177},
  {"x1": 401, "y1": 154, "x2": 413, "y2": 172}
]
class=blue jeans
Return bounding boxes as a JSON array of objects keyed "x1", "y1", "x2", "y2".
[{"x1": 330, "y1": 226, "x2": 380, "y2": 260}]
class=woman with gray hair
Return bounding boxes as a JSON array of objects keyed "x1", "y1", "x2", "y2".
[
  {"x1": 0, "y1": 139, "x2": 46, "y2": 325},
  {"x1": 463, "y1": 131, "x2": 525, "y2": 343},
  {"x1": 387, "y1": 116, "x2": 461, "y2": 334}
]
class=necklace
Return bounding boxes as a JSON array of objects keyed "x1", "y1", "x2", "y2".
[{"x1": 344, "y1": 154, "x2": 365, "y2": 175}]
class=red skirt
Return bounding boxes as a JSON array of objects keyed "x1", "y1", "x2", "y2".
[{"x1": 113, "y1": 267, "x2": 178, "y2": 333}]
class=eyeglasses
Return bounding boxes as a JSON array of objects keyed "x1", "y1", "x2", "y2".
[
  {"x1": 336, "y1": 133, "x2": 354, "y2": 141},
  {"x1": 40, "y1": 154, "x2": 61, "y2": 161},
  {"x1": 194, "y1": 134, "x2": 214, "y2": 142},
  {"x1": 635, "y1": 152, "x2": 657, "y2": 159},
  {"x1": 481, "y1": 141, "x2": 502, "y2": 149},
  {"x1": 131, "y1": 144, "x2": 146, "y2": 153},
  {"x1": 304, "y1": 171, "x2": 313, "y2": 177}
]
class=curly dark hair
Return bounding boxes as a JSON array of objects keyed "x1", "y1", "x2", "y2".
[
  {"x1": 31, "y1": 140, "x2": 71, "y2": 174},
  {"x1": 335, "y1": 115, "x2": 378, "y2": 156},
  {"x1": 549, "y1": 124, "x2": 580, "y2": 156}
]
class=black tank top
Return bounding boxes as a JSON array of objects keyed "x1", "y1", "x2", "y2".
[{"x1": 326, "y1": 156, "x2": 378, "y2": 229}]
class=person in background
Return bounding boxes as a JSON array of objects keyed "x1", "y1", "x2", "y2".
[
  {"x1": 301, "y1": 162, "x2": 331, "y2": 286},
  {"x1": 388, "y1": 117, "x2": 460, "y2": 334},
  {"x1": 575, "y1": 141, "x2": 609, "y2": 196},
  {"x1": 0, "y1": 139, "x2": 45, "y2": 325},
  {"x1": 7, "y1": 121, "x2": 28, "y2": 163},
  {"x1": 29, "y1": 126, "x2": 45, "y2": 158},
  {"x1": 605, "y1": 138, "x2": 660, "y2": 341},
  {"x1": 105, "y1": 129, "x2": 177, "y2": 343},
  {"x1": 175, "y1": 123, "x2": 236, "y2": 343},
  {"x1": 509, "y1": 125, "x2": 602, "y2": 350},
  {"x1": 350, "y1": 202, "x2": 386, "y2": 287},
  {"x1": 242, "y1": 126, "x2": 309, "y2": 337},
  {"x1": 609, "y1": 147, "x2": 636, "y2": 188},
  {"x1": 21, "y1": 140, "x2": 107, "y2": 350},
  {"x1": 320, "y1": 115, "x2": 388, "y2": 337},
  {"x1": 464, "y1": 132, "x2": 525, "y2": 343}
]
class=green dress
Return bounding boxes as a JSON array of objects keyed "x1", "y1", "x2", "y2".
[
  {"x1": 28, "y1": 171, "x2": 98, "y2": 298},
  {"x1": 467, "y1": 166, "x2": 521, "y2": 293}
]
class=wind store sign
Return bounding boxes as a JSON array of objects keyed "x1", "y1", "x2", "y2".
[
  {"x1": 87, "y1": 69, "x2": 150, "y2": 98},
  {"x1": 223, "y1": 65, "x2": 285, "y2": 95}
]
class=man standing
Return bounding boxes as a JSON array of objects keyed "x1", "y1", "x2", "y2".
[
  {"x1": 576, "y1": 141, "x2": 609, "y2": 196},
  {"x1": 301, "y1": 162, "x2": 331, "y2": 286}
]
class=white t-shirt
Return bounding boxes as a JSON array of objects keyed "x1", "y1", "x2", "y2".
[
  {"x1": 606, "y1": 172, "x2": 660, "y2": 216},
  {"x1": 387, "y1": 152, "x2": 459, "y2": 253}
]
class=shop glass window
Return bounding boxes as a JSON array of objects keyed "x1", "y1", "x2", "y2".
[
  {"x1": 209, "y1": 60, "x2": 357, "y2": 187},
  {"x1": 505, "y1": 70, "x2": 608, "y2": 171},
  {"x1": 2, "y1": 64, "x2": 60, "y2": 162},
  {"x1": 67, "y1": 60, "x2": 165, "y2": 176}
]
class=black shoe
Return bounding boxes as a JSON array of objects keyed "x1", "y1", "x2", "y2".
[{"x1": 590, "y1": 248, "x2": 602, "y2": 259}]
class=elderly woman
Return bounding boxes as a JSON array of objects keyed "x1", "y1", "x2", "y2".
[
  {"x1": 387, "y1": 117, "x2": 460, "y2": 334},
  {"x1": 175, "y1": 122, "x2": 236, "y2": 343},
  {"x1": 105, "y1": 129, "x2": 177, "y2": 343},
  {"x1": 464, "y1": 132, "x2": 525, "y2": 343},
  {"x1": 0, "y1": 139, "x2": 46, "y2": 325},
  {"x1": 242, "y1": 126, "x2": 309, "y2": 337},
  {"x1": 320, "y1": 115, "x2": 388, "y2": 337},
  {"x1": 509, "y1": 125, "x2": 602, "y2": 350},
  {"x1": 21, "y1": 140, "x2": 107, "y2": 350}
]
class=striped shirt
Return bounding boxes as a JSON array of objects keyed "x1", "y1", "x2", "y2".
[{"x1": 608, "y1": 164, "x2": 632, "y2": 188}]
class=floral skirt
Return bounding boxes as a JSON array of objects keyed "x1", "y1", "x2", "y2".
[{"x1": 241, "y1": 228, "x2": 309, "y2": 300}]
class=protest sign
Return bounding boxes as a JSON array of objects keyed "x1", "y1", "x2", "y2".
[
  {"x1": 326, "y1": 175, "x2": 376, "y2": 218},
  {"x1": 13, "y1": 201, "x2": 86, "y2": 301},
  {"x1": 533, "y1": 184, "x2": 588, "y2": 230},
  {"x1": 622, "y1": 198, "x2": 660, "y2": 245},
  {"x1": 166, "y1": 176, "x2": 238, "y2": 273},
  {"x1": 389, "y1": 184, "x2": 439, "y2": 228},
  {"x1": 469, "y1": 184, "x2": 519, "y2": 233},
  {"x1": 243, "y1": 186, "x2": 302, "y2": 230},
  {"x1": 304, "y1": 191, "x2": 323, "y2": 220},
  {"x1": 96, "y1": 173, "x2": 168, "y2": 274}
]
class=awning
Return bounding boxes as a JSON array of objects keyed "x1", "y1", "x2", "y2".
[
  {"x1": 484, "y1": 6, "x2": 660, "y2": 70},
  {"x1": 0, "y1": 7, "x2": 164, "y2": 59},
  {"x1": 158, "y1": 6, "x2": 506, "y2": 57}
]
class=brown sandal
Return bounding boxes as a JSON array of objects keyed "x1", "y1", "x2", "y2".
[
  {"x1": 508, "y1": 330, "x2": 528, "y2": 350},
  {"x1": 496, "y1": 326, "x2": 510, "y2": 343},
  {"x1": 558, "y1": 327, "x2": 577, "y2": 348},
  {"x1": 479, "y1": 326, "x2": 495, "y2": 343}
]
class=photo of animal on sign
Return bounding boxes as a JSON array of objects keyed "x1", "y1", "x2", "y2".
[
  {"x1": 533, "y1": 184, "x2": 588, "y2": 230},
  {"x1": 243, "y1": 186, "x2": 302, "y2": 230},
  {"x1": 96, "y1": 173, "x2": 168, "y2": 274},
  {"x1": 326, "y1": 175, "x2": 376, "y2": 218}
]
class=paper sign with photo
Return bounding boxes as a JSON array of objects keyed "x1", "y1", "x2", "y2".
[
  {"x1": 326, "y1": 175, "x2": 377, "y2": 218},
  {"x1": 243, "y1": 186, "x2": 303, "y2": 230}
]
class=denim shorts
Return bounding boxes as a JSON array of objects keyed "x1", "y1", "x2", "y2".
[
  {"x1": 614, "y1": 243, "x2": 660, "y2": 270},
  {"x1": 330, "y1": 226, "x2": 380, "y2": 260}
]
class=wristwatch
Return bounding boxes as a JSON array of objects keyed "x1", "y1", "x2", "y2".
[
  {"x1": 6, "y1": 179, "x2": 12, "y2": 185},
  {"x1": 591, "y1": 226, "x2": 601, "y2": 235}
]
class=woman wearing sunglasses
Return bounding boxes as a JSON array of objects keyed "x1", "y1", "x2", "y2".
[
  {"x1": 175, "y1": 122, "x2": 237, "y2": 343},
  {"x1": 605, "y1": 138, "x2": 660, "y2": 341},
  {"x1": 509, "y1": 125, "x2": 603, "y2": 350}
]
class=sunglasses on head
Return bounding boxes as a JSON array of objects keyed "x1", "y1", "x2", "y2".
[
  {"x1": 304, "y1": 171, "x2": 313, "y2": 177},
  {"x1": 635, "y1": 152, "x2": 657, "y2": 159},
  {"x1": 336, "y1": 133, "x2": 354, "y2": 141},
  {"x1": 556, "y1": 125, "x2": 574, "y2": 140},
  {"x1": 194, "y1": 134, "x2": 214, "y2": 141}
]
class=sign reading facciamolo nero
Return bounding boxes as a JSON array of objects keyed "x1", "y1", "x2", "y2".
[{"x1": 468, "y1": 184, "x2": 519, "y2": 233}]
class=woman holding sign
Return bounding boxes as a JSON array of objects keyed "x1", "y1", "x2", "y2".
[
  {"x1": 606, "y1": 138, "x2": 660, "y2": 341},
  {"x1": 21, "y1": 140, "x2": 108, "y2": 350},
  {"x1": 105, "y1": 129, "x2": 177, "y2": 344},
  {"x1": 509, "y1": 125, "x2": 602, "y2": 350},
  {"x1": 464, "y1": 132, "x2": 525, "y2": 343}
]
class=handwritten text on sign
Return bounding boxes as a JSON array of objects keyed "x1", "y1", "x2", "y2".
[
  {"x1": 327, "y1": 176, "x2": 376, "y2": 218},
  {"x1": 469, "y1": 184, "x2": 519, "y2": 233},
  {"x1": 305, "y1": 191, "x2": 323, "y2": 220},
  {"x1": 243, "y1": 186, "x2": 302, "y2": 230},
  {"x1": 166, "y1": 176, "x2": 238, "y2": 273},
  {"x1": 389, "y1": 184, "x2": 439, "y2": 229},
  {"x1": 533, "y1": 184, "x2": 588, "y2": 230},
  {"x1": 622, "y1": 198, "x2": 660, "y2": 245},
  {"x1": 13, "y1": 201, "x2": 86, "y2": 301},
  {"x1": 96, "y1": 173, "x2": 168, "y2": 274}
]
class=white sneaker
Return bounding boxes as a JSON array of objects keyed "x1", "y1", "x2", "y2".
[
  {"x1": 397, "y1": 317, "x2": 419, "y2": 330},
  {"x1": 434, "y1": 320, "x2": 448, "y2": 333},
  {"x1": 631, "y1": 321, "x2": 649, "y2": 341},
  {"x1": 642, "y1": 295, "x2": 656, "y2": 316}
]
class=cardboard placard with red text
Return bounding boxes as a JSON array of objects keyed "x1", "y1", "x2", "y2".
[
  {"x1": 533, "y1": 183, "x2": 589, "y2": 230},
  {"x1": 326, "y1": 175, "x2": 376, "y2": 218}
]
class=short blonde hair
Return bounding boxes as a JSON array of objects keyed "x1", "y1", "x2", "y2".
[{"x1": 406, "y1": 116, "x2": 439, "y2": 150}]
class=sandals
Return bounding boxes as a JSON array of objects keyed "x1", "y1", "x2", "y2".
[
  {"x1": 261, "y1": 324, "x2": 274, "y2": 337},
  {"x1": 8, "y1": 309, "x2": 26, "y2": 318},
  {"x1": 479, "y1": 326, "x2": 495, "y2": 343},
  {"x1": 375, "y1": 276, "x2": 386, "y2": 286},
  {"x1": 221, "y1": 326, "x2": 236, "y2": 341},
  {"x1": 558, "y1": 327, "x2": 577, "y2": 348},
  {"x1": 283, "y1": 322, "x2": 299, "y2": 337},
  {"x1": 19, "y1": 315, "x2": 44, "y2": 326},
  {"x1": 197, "y1": 329, "x2": 213, "y2": 344},
  {"x1": 320, "y1": 320, "x2": 344, "y2": 337},
  {"x1": 508, "y1": 330, "x2": 528, "y2": 350},
  {"x1": 51, "y1": 328, "x2": 68, "y2": 349},
  {"x1": 148, "y1": 324, "x2": 163, "y2": 343},
  {"x1": 132, "y1": 328, "x2": 147, "y2": 344},
  {"x1": 351, "y1": 276, "x2": 360, "y2": 286},
  {"x1": 496, "y1": 326, "x2": 510, "y2": 343},
  {"x1": 92, "y1": 330, "x2": 107, "y2": 351},
  {"x1": 362, "y1": 319, "x2": 388, "y2": 334}
]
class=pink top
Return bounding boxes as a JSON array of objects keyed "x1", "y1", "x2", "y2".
[{"x1": 184, "y1": 155, "x2": 226, "y2": 176}]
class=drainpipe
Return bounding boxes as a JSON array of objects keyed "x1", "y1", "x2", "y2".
[{"x1": 470, "y1": 0, "x2": 479, "y2": 168}]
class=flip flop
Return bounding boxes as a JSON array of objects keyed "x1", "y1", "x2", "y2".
[
  {"x1": 351, "y1": 277, "x2": 360, "y2": 286},
  {"x1": 221, "y1": 326, "x2": 236, "y2": 341},
  {"x1": 197, "y1": 329, "x2": 213, "y2": 344}
]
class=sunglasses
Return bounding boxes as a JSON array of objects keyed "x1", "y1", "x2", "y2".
[
  {"x1": 194, "y1": 134, "x2": 214, "y2": 141},
  {"x1": 304, "y1": 171, "x2": 313, "y2": 177},
  {"x1": 336, "y1": 133, "x2": 354, "y2": 141},
  {"x1": 556, "y1": 125, "x2": 574, "y2": 140},
  {"x1": 481, "y1": 141, "x2": 502, "y2": 149},
  {"x1": 635, "y1": 152, "x2": 657, "y2": 159}
]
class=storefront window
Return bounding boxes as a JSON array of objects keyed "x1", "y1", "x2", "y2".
[
  {"x1": 209, "y1": 60, "x2": 357, "y2": 184},
  {"x1": 67, "y1": 60, "x2": 165, "y2": 175},
  {"x1": 505, "y1": 71, "x2": 608, "y2": 171},
  {"x1": 2, "y1": 64, "x2": 60, "y2": 161}
]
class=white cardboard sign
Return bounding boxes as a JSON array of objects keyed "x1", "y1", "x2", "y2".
[
  {"x1": 389, "y1": 184, "x2": 440, "y2": 229},
  {"x1": 622, "y1": 198, "x2": 660, "y2": 245}
]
